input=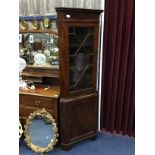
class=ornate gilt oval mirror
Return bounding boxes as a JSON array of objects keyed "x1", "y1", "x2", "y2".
[{"x1": 24, "y1": 108, "x2": 58, "y2": 153}]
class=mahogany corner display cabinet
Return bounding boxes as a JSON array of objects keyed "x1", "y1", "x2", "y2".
[
  {"x1": 19, "y1": 7, "x2": 103, "y2": 151},
  {"x1": 56, "y1": 7, "x2": 103, "y2": 150}
]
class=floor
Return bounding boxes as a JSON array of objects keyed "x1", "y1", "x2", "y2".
[{"x1": 19, "y1": 132, "x2": 135, "y2": 155}]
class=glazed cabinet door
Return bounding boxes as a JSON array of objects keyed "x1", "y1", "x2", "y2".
[
  {"x1": 58, "y1": 23, "x2": 99, "y2": 97},
  {"x1": 69, "y1": 26, "x2": 95, "y2": 92}
]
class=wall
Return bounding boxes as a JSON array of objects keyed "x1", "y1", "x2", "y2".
[
  {"x1": 19, "y1": 0, "x2": 102, "y2": 16},
  {"x1": 98, "y1": 0, "x2": 105, "y2": 130}
]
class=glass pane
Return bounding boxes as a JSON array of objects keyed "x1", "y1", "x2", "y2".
[{"x1": 69, "y1": 27, "x2": 95, "y2": 91}]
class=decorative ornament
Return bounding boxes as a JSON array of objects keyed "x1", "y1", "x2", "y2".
[
  {"x1": 20, "y1": 20, "x2": 28, "y2": 30},
  {"x1": 32, "y1": 19, "x2": 39, "y2": 30},
  {"x1": 34, "y1": 53, "x2": 46, "y2": 66},
  {"x1": 43, "y1": 18, "x2": 51, "y2": 29}
]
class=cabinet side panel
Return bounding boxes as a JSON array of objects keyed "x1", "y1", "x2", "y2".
[{"x1": 57, "y1": 21, "x2": 70, "y2": 97}]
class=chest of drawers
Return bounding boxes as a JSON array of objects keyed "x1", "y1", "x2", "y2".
[{"x1": 19, "y1": 85, "x2": 60, "y2": 124}]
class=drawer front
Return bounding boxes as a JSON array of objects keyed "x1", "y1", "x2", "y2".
[
  {"x1": 19, "y1": 105, "x2": 57, "y2": 121},
  {"x1": 20, "y1": 94, "x2": 58, "y2": 109}
]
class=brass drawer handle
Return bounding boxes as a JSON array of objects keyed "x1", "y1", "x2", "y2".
[{"x1": 34, "y1": 100, "x2": 41, "y2": 106}]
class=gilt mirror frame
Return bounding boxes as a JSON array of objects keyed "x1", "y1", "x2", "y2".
[{"x1": 24, "y1": 108, "x2": 59, "y2": 153}]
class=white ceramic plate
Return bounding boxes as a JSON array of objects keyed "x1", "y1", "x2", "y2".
[
  {"x1": 34, "y1": 53, "x2": 46, "y2": 66},
  {"x1": 19, "y1": 120, "x2": 23, "y2": 139},
  {"x1": 19, "y1": 57, "x2": 26, "y2": 73}
]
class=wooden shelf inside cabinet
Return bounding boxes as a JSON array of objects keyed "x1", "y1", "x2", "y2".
[{"x1": 19, "y1": 29, "x2": 58, "y2": 35}]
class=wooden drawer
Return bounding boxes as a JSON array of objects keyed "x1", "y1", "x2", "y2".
[
  {"x1": 19, "y1": 105, "x2": 58, "y2": 121},
  {"x1": 20, "y1": 94, "x2": 58, "y2": 109},
  {"x1": 19, "y1": 94, "x2": 59, "y2": 122}
]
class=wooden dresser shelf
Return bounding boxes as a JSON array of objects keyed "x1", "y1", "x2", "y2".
[
  {"x1": 19, "y1": 85, "x2": 60, "y2": 98},
  {"x1": 19, "y1": 29, "x2": 58, "y2": 35},
  {"x1": 22, "y1": 65, "x2": 59, "y2": 78},
  {"x1": 22, "y1": 70, "x2": 59, "y2": 78}
]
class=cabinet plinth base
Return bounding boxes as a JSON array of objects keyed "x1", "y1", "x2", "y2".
[
  {"x1": 91, "y1": 134, "x2": 97, "y2": 141},
  {"x1": 60, "y1": 133, "x2": 98, "y2": 151},
  {"x1": 60, "y1": 143, "x2": 72, "y2": 151}
]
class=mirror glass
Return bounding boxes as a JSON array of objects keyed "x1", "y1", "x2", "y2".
[{"x1": 29, "y1": 117, "x2": 54, "y2": 147}]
